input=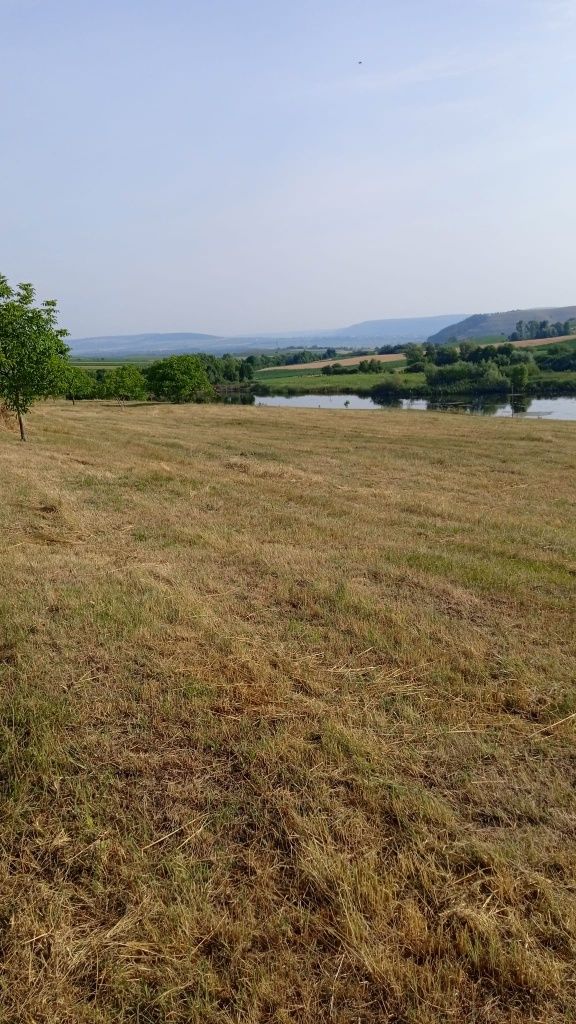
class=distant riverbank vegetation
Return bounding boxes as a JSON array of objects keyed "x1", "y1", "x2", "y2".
[
  {"x1": 244, "y1": 343, "x2": 405, "y2": 370},
  {"x1": 260, "y1": 339, "x2": 576, "y2": 400},
  {"x1": 65, "y1": 353, "x2": 254, "y2": 404}
]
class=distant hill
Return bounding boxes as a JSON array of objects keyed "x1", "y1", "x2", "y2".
[
  {"x1": 428, "y1": 306, "x2": 576, "y2": 345},
  {"x1": 69, "y1": 332, "x2": 227, "y2": 358},
  {"x1": 70, "y1": 315, "x2": 465, "y2": 358},
  {"x1": 330, "y1": 315, "x2": 464, "y2": 342}
]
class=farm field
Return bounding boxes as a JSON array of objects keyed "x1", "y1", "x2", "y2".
[
  {"x1": 262, "y1": 353, "x2": 406, "y2": 371},
  {"x1": 1, "y1": 401, "x2": 575, "y2": 1023},
  {"x1": 254, "y1": 369, "x2": 407, "y2": 394},
  {"x1": 516, "y1": 334, "x2": 576, "y2": 351}
]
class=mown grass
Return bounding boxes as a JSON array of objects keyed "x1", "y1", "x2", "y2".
[{"x1": 1, "y1": 400, "x2": 575, "y2": 1023}]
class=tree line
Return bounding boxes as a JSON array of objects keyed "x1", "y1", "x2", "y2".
[
  {"x1": 245, "y1": 343, "x2": 404, "y2": 370},
  {"x1": 69, "y1": 353, "x2": 255, "y2": 404},
  {"x1": 508, "y1": 318, "x2": 576, "y2": 342},
  {"x1": 0, "y1": 274, "x2": 256, "y2": 439},
  {"x1": 321, "y1": 358, "x2": 386, "y2": 376},
  {"x1": 403, "y1": 341, "x2": 535, "y2": 394}
]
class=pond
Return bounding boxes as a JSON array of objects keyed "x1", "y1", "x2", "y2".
[{"x1": 254, "y1": 394, "x2": 576, "y2": 421}]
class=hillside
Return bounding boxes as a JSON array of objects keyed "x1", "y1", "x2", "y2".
[
  {"x1": 69, "y1": 315, "x2": 464, "y2": 358},
  {"x1": 428, "y1": 306, "x2": 576, "y2": 344},
  {"x1": 1, "y1": 401, "x2": 575, "y2": 1023},
  {"x1": 330, "y1": 314, "x2": 463, "y2": 341}
]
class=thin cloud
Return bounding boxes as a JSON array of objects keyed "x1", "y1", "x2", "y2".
[
  {"x1": 534, "y1": 0, "x2": 576, "y2": 27},
  {"x1": 311, "y1": 48, "x2": 516, "y2": 100}
]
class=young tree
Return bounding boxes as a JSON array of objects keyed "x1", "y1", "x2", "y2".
[
  {"x1": 145, "y1": 355, "x2": 215, "y2": 403},
  {"x1": 404, "y1": 343, "x2": 425, "y2": 366},
  {"x1": 458, "y1": 341, "x2": 475, "y2": 361},
  {"x1": 104, "y1": 364, "x2": 149, "y2": 403},
  {"x1": 63, "y1": 365, "x2": 97, "y2": 403},
  {"x1": 0, "y1": 275, "x2": 69, "y2": 440},
  {"x1": 507, "y1": 362, "x2": 529, "y2": 392}
]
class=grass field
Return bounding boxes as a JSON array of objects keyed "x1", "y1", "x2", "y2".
[
  {"x1": 1, "y1": 401, "x2": 576, "y2": 1023},
  {"x1": 516, "y1": 334, "x2": 576, "y2": 352},
  {"x1": 255, "y1": 369, "x2": 407, "y2": 394}
]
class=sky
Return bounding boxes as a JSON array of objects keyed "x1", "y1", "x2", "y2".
[{"x1": 2, "y1": 0, "x2": 576, "y2": 338}]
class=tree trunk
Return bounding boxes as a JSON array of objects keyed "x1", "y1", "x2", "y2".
[{"x1": 17, "y1": 411, "x2": 26, "y2": 441}]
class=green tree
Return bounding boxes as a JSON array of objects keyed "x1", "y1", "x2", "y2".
[
  {"x1": 0, "y1": 275, "x2": 69, "y2": 440},
  {"x1": 507, "y1": 362, "x2": 529, "y2": 392},
  {"x1": 404, "y1": 343, "x2": 425, "y2": 366},
  {"x1": 145, "y1": 355, "x2": 215, "y2": 403},
  {"x1": 458, "y1": 341, "x2": 475, "y2": 360},
  {"x1": 105, "y1": 364, "x2": 148, "y2": 403},
  {"x1": 63, "y1": 365, "x2": 97, "y2": 403},
  {"x1": 433, "y1": 346, "x2": 459, "y2": 366}
]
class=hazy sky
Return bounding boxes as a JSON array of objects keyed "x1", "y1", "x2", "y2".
[{"x1": 2, "y1": 0, "x2": 576, "y2": 337}]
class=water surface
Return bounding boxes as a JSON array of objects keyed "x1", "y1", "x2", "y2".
[{"x1": 256, "y1": 394, "x2": 576, "y2": 421}]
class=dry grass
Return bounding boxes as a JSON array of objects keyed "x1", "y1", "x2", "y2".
[
  {"x1": 514, "y1": 334, "x2": 576, "y2": 349},
  {"x1": 1, "y1": 400, "x2": 575, "y2": 1024}
]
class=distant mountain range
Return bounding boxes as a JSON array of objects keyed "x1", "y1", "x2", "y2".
[
  {"x1": 69, "y1": 332, "x2": 223, "y2": 358},
  {"x1": 428, "y1": 306, "x2": 576, "y2": 345},
  {"x1": 69, "y1": 308, "x2": 576, "y2": 358},
  {"x1": 69, "y1": 315, "x2": 464, "y2": 358}
]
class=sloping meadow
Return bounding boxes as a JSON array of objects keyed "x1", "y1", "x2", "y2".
[{"x1": 1, "y1": 401, "x2": 575, "y2": 1023}]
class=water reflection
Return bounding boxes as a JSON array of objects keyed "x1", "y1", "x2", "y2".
[
  {"x1": 255, "y1": 393, "x2": 576, "y2": 421},
  {"x1": 221, "y1": 392, "x2": 255, "y2": 405}
]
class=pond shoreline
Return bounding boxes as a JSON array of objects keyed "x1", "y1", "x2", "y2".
[{"x1": 247, "y1": 393, "x2": 576, "y2": 421}]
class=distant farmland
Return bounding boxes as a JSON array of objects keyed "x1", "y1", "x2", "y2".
[
  {"x1": 262, "y1": 352, "x2": 406, "y2": 372},
  {"x1": 516, "y1": 334, "x2": 576, "y2": 349}
]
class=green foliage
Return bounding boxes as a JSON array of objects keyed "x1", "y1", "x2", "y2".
[
  {"x1": 145, "y1": 355, "x2": 215, "y2": 403},
  {"x1": 357, "y1": 358, "x2": 386, "y2": 373},
  {"x1": 404, "y1": 343, "x2": 425, "y2": 366},
  {"x1": 506, "y1": 362, "x2": 529, "y2": 391},
  {"x1": 196, "y1": 353, "x2": 253, "y2": 384},
  {"x1": 509, "y1": 318, "x2": 576, "y2": 342},
  {"x1": 321, "y1": 359, "x2": 385, "y2": 376},
  {"x1": 417, "y1": 343, "x2": 534, "y2": 395},
  {"x1": 433, "y1": 346, "x2": 460, "y2": 366},
  {"x1": 104, "y1": 364, "x2": 149, "y2": 402},
  {"x1": 534, "y1": 344, "x2": 576, "y2": 372},
  {"x1": 0, "y1": 274, "x2": 69, "y2": 437},
  {"x1": 63, "y1": 365, "x2": 98, "y2": 402},
  {"x1": 424, "y1": 360, "x2": 509, "y2": 394},
  {"x1": 246, "y1": 347, "x2": 337, "y2": 370}
]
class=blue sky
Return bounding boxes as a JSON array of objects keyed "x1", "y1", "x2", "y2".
[{"x1": 2, "y1": 0, "x2": 576, "y2": 337}]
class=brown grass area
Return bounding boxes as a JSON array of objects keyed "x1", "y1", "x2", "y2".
[
  {"x1": 514, "y1": 334, "x2": 576, "y2": 349},
  {"x1": 1, "y1": 401, "x2": 575, "y2": 1023},
  {"x1": 264, "y1": 353, "x2": 403, "y2": 371}
]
